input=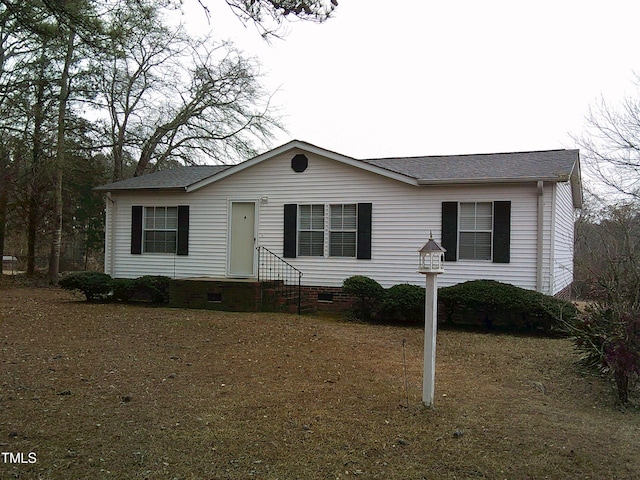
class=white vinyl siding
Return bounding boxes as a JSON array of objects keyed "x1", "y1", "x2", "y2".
[
  {"x1": 298, "y1": 204, "x2": 324, "y2": 256},
  {"x1": 459, "y1": 202, "x2": 492, "y2": 260},
  {"x1": 106, "y1": 150, "x2": 574, "y2": 293},
  {"x1": 551, "y1": 182, "x2": 575, "y2": 294}
]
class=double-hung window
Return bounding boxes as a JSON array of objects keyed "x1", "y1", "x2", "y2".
[
  {"x1": 298, "y1": 204, "x2": 325, "y2": 256},
  {"x1": 297, "y1": 204, "x2": 358, "y2": 257},
  {"x1": 459, "y1": 202, "x2": 493, "y2": 260},
  {"x1": 441, "y1": 201, "x2": 510, "y2": 263},
  {"x1": 144, "y1": 206, "x2": 178, "y2": 253},
  {"x1": 284, "y1": 203, "x2": 372, "y2": 260},
  {"x1": 329, "y1": 204, "x2": 357, "y2": 257}
]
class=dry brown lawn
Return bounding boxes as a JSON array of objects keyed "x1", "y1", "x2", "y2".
[{"x1": 1, "y1": 281, "x2": 639, "y2": 479}]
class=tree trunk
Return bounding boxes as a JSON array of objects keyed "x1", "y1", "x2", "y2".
[
  {"x1": 0, "y1": 144, "x2": 8, "y2": 272},
  {"x1": 48, "y1": 28, "x2": 75, "y2": 282},
  {"x1": 27, "y1": 48, "x2": 47, "y2": 277},
  {"x1": 110, "y1": 103, "x2": 126, "y2": 181},
  {"x1": 26, "y1": 194, "x2": 38, "y2": 276},
  {"x1": 0, "y1": 175, "x2": 7, "y2": 272},
  {"x1": 134, "y1": 125, "x2": 168, "y2": 177},
  {"x1": 112, "y1": 143, "x2": 123, "y2": 182}
]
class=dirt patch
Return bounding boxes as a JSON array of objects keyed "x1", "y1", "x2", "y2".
[{"x1": 1, "y1": 283, "x2": 639, "y2": 479}]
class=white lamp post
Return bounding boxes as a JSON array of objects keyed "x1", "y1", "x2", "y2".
[{"x1": 417, "y1": 232, "x2": 446, "y2": 407}]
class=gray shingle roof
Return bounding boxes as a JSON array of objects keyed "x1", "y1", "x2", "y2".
[
  {"x1": 94, "y1": 165, "x2": 232, "y2": 191},
  {"x1": 94, "y1": 145, "x2": 580, "y2": 192},
  {"x1": 362, "y1": 149, "x2": 579, "y2": 183}
]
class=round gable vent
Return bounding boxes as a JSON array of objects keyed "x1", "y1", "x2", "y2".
[{"x1": 291, "y1": 154, "x2": 308, "y2": 173}]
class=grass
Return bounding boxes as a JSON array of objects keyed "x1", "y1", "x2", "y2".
[{"x1": 1, "y1": 282, "x2": 639, "y2": 479}]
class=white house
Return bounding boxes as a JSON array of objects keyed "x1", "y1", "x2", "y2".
[{"x1": 95, "y1": 140, "x2": 582, "y2": 300}]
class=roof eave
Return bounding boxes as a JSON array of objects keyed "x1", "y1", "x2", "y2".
[
  {"x1": 568, "y1": 155, "x2": 583, "y2": 209},
  {"x1": 93, "y1": 186, "x2": 188, "y2": 192},
  {"x1": 416, "y1": 176, "x2": 566, "y2": 186},
  {"x1": 186, "y1": 140, "x2": 419, "y2": 192}
]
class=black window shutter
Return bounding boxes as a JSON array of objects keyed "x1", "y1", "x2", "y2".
[
  {"x1": 441, "y1": 202, "x2": 458, "y2": 261},
  {"x1": 131, "y1": 206, "x2": 143, "y2": 254},
  {"x1": 357, "y1": 203, "x2": 372, "y2": 259},
  {"x1": 493, "y1": 201, "x2": 511, "y2": 263},
  {"x1": 283, "y1": 204, "x2": 297, "y2": 258},
  {"x1": 177, "y1": 205, "x2": 189, "y2": 255}
]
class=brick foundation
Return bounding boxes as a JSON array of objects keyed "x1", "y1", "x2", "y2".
[
  {"x1": 168, "y1": 279, "x2": 359, "y2": 316},
  {"x1": 300, "y1": 285, "x2": 356, "y2": 314},
  {"x1": 169, "y1": 279, "x2": 261, "y2": 312}
]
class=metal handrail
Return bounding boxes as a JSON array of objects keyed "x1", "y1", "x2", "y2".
[{"x1": 257, "y1": 246, "x2": 303, "y2": 314}]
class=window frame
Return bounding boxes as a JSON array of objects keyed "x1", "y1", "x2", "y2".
[
  {"x1": 329, "y1": 203, "x2": 357, "y2": 258},
  {"x1": 296, "y1": 203, "x2": 359, "y2": 258},
  {"x1": 458, "y1": 201, "x2": 493, "y2": 261},
  {"x1": 143, "y1": 206, "x2": 179, "y2": 254},
  {"x1": 283, "y1": 203, "x2": 371, "y2": 260},
  {"x1": 297, "y1": 204, "x2": 325, "y2": 257}
]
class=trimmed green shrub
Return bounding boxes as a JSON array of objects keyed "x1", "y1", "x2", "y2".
[
  {"x1": 380, "y1": 283, "x2": 425, "y2": 324},
  {"x1": 438, "y1": 279, "x2": 578, "y2": 332},
  {"x1": 112, "y1": 278, "x2": 138, "y2": 302},
  {"x1": 58, "y1": 271, "x2": 113, "y2": 301},
  {"x1": 342, "y1": 275, "x2": 385, "y2": 321},
  {"x1": 134, "y1": 275, "x2": 171, "y2": 303}
]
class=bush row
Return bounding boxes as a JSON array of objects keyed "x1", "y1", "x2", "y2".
[
  {"x1": 58, "y1": 271, "x2": 170, "y2": 303},
  {"x1": 342, "y1": 276, "x2": 578, "y2": 332},
  {"x1": 439, "y1": 279, "x2": 578, "y2": 332},
  {"x1": 342, "y1": 275, "x2": 426, "y2": 324}
]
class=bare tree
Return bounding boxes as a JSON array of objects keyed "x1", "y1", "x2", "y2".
[
  {"x1": 0, "y1": 0, "x2": 334, "y2": 276},
  {"x1": 567, "y1": 200, "x2": 640, "y2": 403},
  {"x1": 96, "y1": 3, "x2": 182, "y2": 181},
  {"x1": 569, "y1": 74, "x2": 640, "y2": 403},
  {"x1": 573, "y1": 74, "x2": 640, "y2": 201},
  {"x1": 96, "y1": 2, "x2": 279, "y2": 180},
  {"x1": 133, "y1": 40, "x2": 278, "y2": 176}
]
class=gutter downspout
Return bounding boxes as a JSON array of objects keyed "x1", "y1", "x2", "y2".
[
  {"x1": 549, "y1": 183, "x2": 558, "y2": 295},
  {"x1": 536, "y1": 181, "x2": 544, "y2": 293}
]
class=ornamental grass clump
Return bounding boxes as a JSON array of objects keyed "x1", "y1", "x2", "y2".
[
  {"x1": 563, "y1": 304, "x2": 640, "y2": 404},
  {"x1": 568, "y1": 201, "x2": 640, "y2": 404}
]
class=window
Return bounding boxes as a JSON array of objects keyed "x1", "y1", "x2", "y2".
[
  {"x1": 144, "y1": 206, "x2": 178, "y2": 253},
  {"x1": 296, "y1": 204, "x2": 358, "y2": 257},
  {"x1": 298, "y1": 204, "x2": 325, "y2": 256},
  {"x1": 284, "y1": 203, "x2": 372, "y2": 260},
  {"x1": 441, "y1": 201, "x2": 510, "y2": 263},
  {"x1": 330, "y1": 204, "x2": 357, "y2": 257},
  {"x1": 459, "y1": 202, "x2": 492, "y2": 260},
  {"x1": 131, "y1": 205, "x2": 189, "y2": 255}
]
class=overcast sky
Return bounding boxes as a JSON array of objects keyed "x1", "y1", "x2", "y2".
[{"x1": 184, "y1": 0, "x2": 640, "y2": 160}]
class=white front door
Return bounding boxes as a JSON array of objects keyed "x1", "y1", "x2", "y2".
[{"x1": 228, "y1": 201, "x2": 256, "y2": 277}]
